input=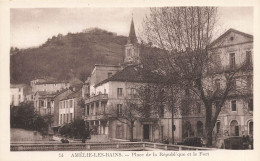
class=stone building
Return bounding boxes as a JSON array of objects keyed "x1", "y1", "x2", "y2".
[
  {"x1": 10, "y1": 84, "x2": 30, "y2": 106},
  {"x1": 82, "y1": 19, "x2": 253, "y2": 143},
  {"x1": 209, "y1": 29, "x2": 253, "y2": 137}
]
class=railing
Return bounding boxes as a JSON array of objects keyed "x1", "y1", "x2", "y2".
[
  {"x1": 10, "y1": 142, "x2": 216, "y2": 151},
  {"x1": 85, "y1": 94, "x2": 108, "y2": 104}
]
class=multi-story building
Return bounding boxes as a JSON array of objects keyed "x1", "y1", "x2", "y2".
[
  {"x1": 82, "y1": 17, "x2": 253, "y2": 144},
  {"x1": 52, "y1": 89, "x2": 75, "y2": 130},
  {"x1": 10, "y1": 84, "x2": 29, "y2": 106},
  {"x1": 209, "y1": 29, "x2": 253, "y2": 137},
  {"x1": 31, "y1": 78, "x2": 70, "y2": 93},
  {"x1": 58, "y1": 90, "x2": 82, "y2": 125},
  {"x1": 34, "y1": 91, "x2": 55, "y2": 116},
  {"x1": 82, "y1": 19, "x2": 183, "y2": 142},
  {"x1": 177, "y1": 29, "x2": 253, "y2": 142}
]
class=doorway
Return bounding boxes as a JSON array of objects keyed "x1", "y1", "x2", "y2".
[
  {"x1": 143, "y1": 124, "x2": 150, "y2": 140},
  {"x1": 230, "y1": 120, "x2": 239, "y2": 136}
]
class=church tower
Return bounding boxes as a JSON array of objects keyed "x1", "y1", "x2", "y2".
[{"x1": 124, "y1": 18, "x2": 140, "y2": 65}]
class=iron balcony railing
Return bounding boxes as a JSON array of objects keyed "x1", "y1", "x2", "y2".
[{"x1": 85, "y1": 94, "x2": 108, "y2": 104}]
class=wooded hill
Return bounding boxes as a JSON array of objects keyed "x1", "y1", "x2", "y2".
[{"x1": 10, "y1": 29, "x2": 127, "y2": 84}]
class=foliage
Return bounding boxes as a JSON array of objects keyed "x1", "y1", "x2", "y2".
[
  {"x1": 10, "y1": 102, "x2": 53, "y2": 134},
  {"x1": 58, "y1": 119, "x2": 90, "y2": 139},
  {"x1": 10, "y1": 31, "x2": 127, "y2": 84},
  {"x1": 142, "y1": 7, "x2": 252, "y2": 146}
]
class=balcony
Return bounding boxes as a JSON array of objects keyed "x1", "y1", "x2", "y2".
[{"x1": 85, "y1": 94, "x2": 108, "y2": 104}]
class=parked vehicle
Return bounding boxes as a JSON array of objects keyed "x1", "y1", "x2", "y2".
[
  {"x1": 177, "y1": 137, "x2": 203, "y2": 147},
  {"x1": 222, "y1": 136, "x2": 245, "y2": 150}
]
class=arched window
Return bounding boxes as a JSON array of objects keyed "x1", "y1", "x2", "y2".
[
  {"x1": 230, "y1": 120, "x2": 239, "y2": 136},
  {"x1": 249, "y1": 121, "x2": 253, "y2": 135},
  {"x1": 197, "y1": 121, "x2": 203, "y2": 136},
  {"x1": 183, "y1": 121, "x2": 192, "y2": 138},
  {"x1": 216, "y1": 121, "x2": 221, "y2": 134}
]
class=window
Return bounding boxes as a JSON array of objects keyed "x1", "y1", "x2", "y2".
[
  {"x1": 18, "y1": 95, "x2": 21, "y2": 100},
  {"x1": 231, "y1": 79, "x2": 236, "y2": 90},
  {"x1": 216, "y1": 121, "x2": 221, "y2": 134},
  {"x1": 249, "y1": 121, "x2": 253, "y2": 135},
  {"x1": 104, "y1": 89, "x2": 106, "y2": 94},
  {"x1": 130, "y1": 88, "x2": 136, "y2": 98},
  {"x1": 18, "y1": 88, "x2": 21, "y2": 92},
  {"x1": 231, "y1": 100, "x2": 236, "y2": 111},
  {"x1": 63, "y1": 114, "x2": 65, "y2": 123},
  {"x1": 86, "y1": 106, "x2": 90, "y2": 116},
  {"x1": 159, "y1": 106, "x2": 164, "y2": 118},
  {"x1": 108, "y1": 72, "x2": 112, "y2": 78},
  {"x1": 127, "y1": 49, "x2": 131, "y2": 56},
  {"x1": 117, "y1": 88, "x2": 123, "y2": 97},
  {"x1": 215, "y1": 79, "x2": 220, "y2": 91},
  {"x1": 47, "y1": 101, "x2": 51, "y2": 108},
  {"x1": 117, "y1": 104, "x2": 123, "y2": 116},
  {"x1": 40, "y1": 100, "x2": 44, "y2": 107},
  {"x1": 70, "y1": 113, "x2": 73, "y2": 122},
  {"x1": 230, "y1": 53, "x2": 235, "y2": 68},
  {"x1": 248, "y1": 99, "x2": 253, "y2": 111},
  {"x1": 246, "y1": 51, "x2": 252, "y2": 64},
  {"x1": 60, "y1": 114, "x2": 62, "y2": 124},
  {"x1": 69, "y1": 100, "x2": 73, "y2": 108}
]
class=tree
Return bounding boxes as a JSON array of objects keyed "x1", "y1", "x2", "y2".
[
  {"x1": 10, "y1": 102, "x2": 53, "y2": 134},
  {"x1": 142, "y1": 7, "x2": 250, "y2": 146},
  {"x1": 104, "y1": 83, "x2": 163, "y2": 142},
  {"x1": 58, "y1": 119, "x2": 90, "y2": 139}
]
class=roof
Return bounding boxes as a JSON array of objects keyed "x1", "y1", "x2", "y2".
[
  {"x1": 94, "y1": 65, "x2": 156, "y2": 87},
  {"x1": 127, "y1": 18, "x2": 138, "y2": 44},
  {"x1": 35, "y1": 80, "x2": 69, "y2": 85},
  {"x1": 60, "y1": 89, "x2": 82, "y2": 101},
  {"x1": 209, "y1": 28, "x2": 253, "y2": 48},
  {"x1": 10, "y1": 84, "x2": 27, "y2": 88},
  {"x1": 94, "y1": 64, "x2": 121, "y2": 67},
  {"x1": 66, "y1": 89, "x2": 81, "y2": 99}
]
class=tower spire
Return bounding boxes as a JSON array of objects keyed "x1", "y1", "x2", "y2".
[{"x1": 128, "y1": 17, "x2": 138, "y2": 44}]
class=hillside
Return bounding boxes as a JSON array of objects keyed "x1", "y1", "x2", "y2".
[{"x1": 10, "y1": 29, "x2": 127, "y2": 84}]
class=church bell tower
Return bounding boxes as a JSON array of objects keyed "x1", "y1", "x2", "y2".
[{"x1": 124, "y1": 18, "x2": 140, "y2": 65}]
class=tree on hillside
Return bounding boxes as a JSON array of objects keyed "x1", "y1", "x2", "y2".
[{"x1": 142, "y1": 7, "x2": 250, "y2": 146}]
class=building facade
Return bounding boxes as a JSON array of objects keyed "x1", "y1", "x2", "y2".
[
  {"x1": 10, "y1": 84, "x2": 27, "y2": 106},
  {"x1": 58, "y1": 90, "x2": 83, "y2": 125},
  {"x1": 31, "y1": 78, "x2": 70, "y2": 93},
  {"x1": 209, "y1": 29, "x2": 253, "y2": 138}
]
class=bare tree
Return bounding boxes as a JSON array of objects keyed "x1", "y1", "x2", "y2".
[
  {"x1": 104, "y1": 83, "x2": 165, "y2": 142},
  {"x1": 142, "y1": 7, "x2": 251, "y2": 146}
]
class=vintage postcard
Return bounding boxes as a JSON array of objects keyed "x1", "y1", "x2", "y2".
[{"x1": 0, "y1": 0, "x2": 259, "y2": 161}]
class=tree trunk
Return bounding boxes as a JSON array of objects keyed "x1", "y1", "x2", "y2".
[
  {"x1": 205, "y1": 104, "x2": 213, "y2": 147},
  {"x1": 129, "y1": 121, "x2": 134, "y2": 142},
  {"x1": 171, "y1": 106, "x2": 175, "y2": 144}
]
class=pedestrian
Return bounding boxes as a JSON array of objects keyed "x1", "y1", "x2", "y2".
[
  {"x1": 163, "y1": 136, "x2": 169, "y2": 144},
  {"x1": 242, "y1": 135, "x2": 247, "y2": 149}
]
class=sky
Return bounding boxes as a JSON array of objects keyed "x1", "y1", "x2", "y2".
[{"x1": 10, "y1": 7, "x2": 253, "y2": 49}]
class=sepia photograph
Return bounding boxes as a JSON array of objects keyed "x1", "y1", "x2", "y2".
[
  {"x1": 8, "y1": 6, "x2": 254, "y2": 152},
  {"x1": 3, "y1": 2, "x2": 259, "y2": 159}
]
